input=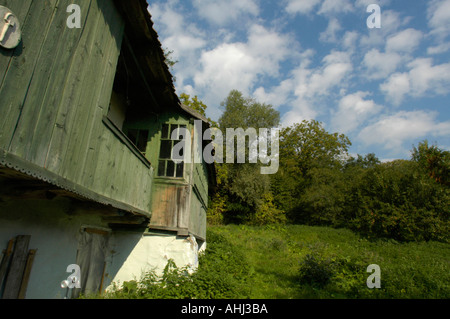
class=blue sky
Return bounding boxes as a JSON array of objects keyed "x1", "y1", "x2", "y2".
[{"x1": 147, "y1": 0, "x2": 450, "y2": 161}]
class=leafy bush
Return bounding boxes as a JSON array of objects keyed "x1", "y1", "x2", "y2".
[
  {"x1": 348, "y1": 160, "x2": 449, "y2": 242},
  {"x1": 291, "y1": 158, "x2": 449, "y2": 243},
  {"x1": 249, "y1": 193, "x2": 287, "y2": 226},
  {"x1": 298, "y1": 254, "x2": 335, "y2": 288}
]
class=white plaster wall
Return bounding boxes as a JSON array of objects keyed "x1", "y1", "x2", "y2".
[
  {"x1": 105, "y1": 231, "x2": 202, "y2": 290},
  {"x1": 0, "y1": 198, "x2": 206, "y2": 298},
  {"x1": 0, "y1": 198, "x2": 108, "y2": 299}
]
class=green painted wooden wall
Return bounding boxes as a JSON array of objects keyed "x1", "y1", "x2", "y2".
[
  {"x1": 0, "y1": 0, "x2": 154, "y2": 214},
  {"x1": 127, "y1": 111, "x2": 209, "y2": 239}
]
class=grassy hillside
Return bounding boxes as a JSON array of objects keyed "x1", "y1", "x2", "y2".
[
  {"x1": 208, "y1": 225, "x2": 449, "y2": 299},
  {"x1": 103, "y1": 224, "x2": 449, "y2": 299}
]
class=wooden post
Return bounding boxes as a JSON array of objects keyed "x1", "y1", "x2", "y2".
[
  {"x1": 0, "y1": 238, "x2": 16, "y2": 297},
  {"x1": 18, "y1": 249, "x2": 37, "y2": 299},
  {"x1": 2, "y1": 235, "x2": 30, "y2": 299}
]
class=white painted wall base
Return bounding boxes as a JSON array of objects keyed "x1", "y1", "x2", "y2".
[
  {"x1": 104, "y1": 230, "x2": 205, "y2": 291},
  {"x1": 0, "y1": 197, "x2": 206, "y2": 298}
]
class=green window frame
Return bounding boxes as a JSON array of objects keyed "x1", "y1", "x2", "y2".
[{"x1": 158, "y1": 123, "x2": 187, "y2": 178}]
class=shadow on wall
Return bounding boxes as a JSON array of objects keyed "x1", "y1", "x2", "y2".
[{"x1": 0, "y1": 196, "x2": 142, "y2": 299}]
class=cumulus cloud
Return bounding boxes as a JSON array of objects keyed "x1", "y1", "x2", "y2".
[
  {"x1": 332, "y1": 92, "x2": 383, "y2": 134},
  {"x1": 427, "y1": 0, "x2": 450, "y2": 38},
  {"x1": 318, "y1": 0, "x2": 354, "y2": 15},
  {"x1": 427, "y1": 42, "x2": 450, "y2": 54},
  {"x1": 381, "y1": 58, "x2": 450, "y2": 105},
  {"x1": 192, "y1": 24, "x2": 294, "y2": 118},
  {"x1": 319, "y1": 18, "x2": 342, "y2": 43},
  {"x1": 385, "y1": 28, "x2": 423, "y2": 53},
  {"x1": 360, "y1": 10, "x2": 412, "y2": 48},
  {"x1": 358, "y1": 110, "x2": 450, "y2": 151},
  {"x1": 193, "y1": 0, "x2": 259, "y2": 26},
  {"x1": 363, "y1": 49, "x2": 404, "y2": 80},
  {"x1": 285, "y1": 0, "x2": 322, "y2": 15},
  {"x1": 380, "y1": 73, "x2": 410, "y2": 105},
  {"x1": 279, "y1": 50, "x2": 353, "y2": 126}
]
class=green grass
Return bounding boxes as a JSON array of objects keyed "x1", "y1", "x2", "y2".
[
  {"x1": 101, "y1": 224, "x2": 449, "y2": 299},
  {"x1": 207, "y1": 224, "x2": 450, "y2": 299}
]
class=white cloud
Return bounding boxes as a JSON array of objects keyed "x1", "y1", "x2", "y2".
[
  {"x1": 282, "y1": 106, "x2": 318, "y2": 127},
  {"x1": 253, "y1": 79, "x2": 294, "y2": 109},
  {"x1": 332, "y1": 92, "x2": 383, "y2": 133},
  {"x1": 193, "y1": 0, "x2": 259, "y2": 26},
  {"x1": 279, "y1": 50, "x2": 353, "y2": 126},
  {"x1": 385, "y1": 28, "x2": 423, "y2": 53},
  {"x1": 408, "y1": 58, "x2": 450, "y2": 96},
  {"x1": 192, "y1": 24, "x2": 294, "y2": 118},
  {"x1": 381, "y1": 58, "x2": 450, "y2": 105},
  {"x1": 363, "y1": 49, "x2": 404, "y2": 80},
  {"x1": 285, "y1": 0, "x2": 322, "y2": 15},
  {"x1": 319, "y1": 18, "x2": 342, "y2": 43},
  {"x1": 358, "y1": 111, "x2": 450, "y2": 151},
  {"x1": 360, "y1": 10, "x2": 412, "y2": 48},
  {"x1": 318, "y1": 0, "x2": 354, "y2": 15},
  {"x1": 342, "y1": 31, "x2": 359, "y2": 50},
  {"x1": 427, "y1": 42, "x2": 450, "y2": 54},
  {"x1": 427, "y1": 0, "x2": 450, "y2": 38},
  {"x1": 355, "y1": 0, "x2": 391, "y2": 8},
  {"x1": 380, "y1": 73, "x2": 410, "y2": 105}
]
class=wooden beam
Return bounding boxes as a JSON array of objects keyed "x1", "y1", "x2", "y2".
[
  {"x1": 102, "y1": 216, "x2": 147, "y2": 225},
  {"x1": 18, "y1": 249, "x2": 37, "y2": 299},
  {"x1": 2, "y1": 235, "x2": 30, "y2": 299},
  {"x1": 0, "y1": 239, "x2": 15, "y2": 297}
]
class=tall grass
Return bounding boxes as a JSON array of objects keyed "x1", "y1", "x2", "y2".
[{"x1": 100, "y1": 225, "x2": 449, "y2": 299}]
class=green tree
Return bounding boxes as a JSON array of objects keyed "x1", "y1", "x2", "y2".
[
  {"x1": 180, "y1": 93, "x2": 208, "y2": 117},
  {"x1": 272, "y1": 120, "x2": 351, "y2": 219},
  {"x1": 412, "y1": 140, "x2": 450, "y2": 186},
  {"x1": 216, "y1": 90, "x2": 282, "y2": 224},
  {"x1": 219, "y1": 90, "x2": 280, "y2": 130},
  {"x1": 180, "y1": 93, "x2": 218, "y2": 127},
  {"x1": 279, "y1": 120, "x2": 351, "y2": 176},
  {"x1": 163, "y1": 48, "x2": 178, "y2": 71}
]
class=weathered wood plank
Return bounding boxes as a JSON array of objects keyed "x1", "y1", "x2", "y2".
[
  {"x1": 0, "y1": 0, "x2": 33, "y2": 89},
  {"x1": 2, "y1": 235, "x2": 30, "y2": 299},
  {"x1": 9, "y1": 1, "x2": 65, "y2": 159},
  {"x1": 102, "y1": 216, "x2": 147, "y2": 225},
  {"x1": 0, "y1": 0, "x2": 58, "y2": 150},
  {"x1": 60, "y1": 0, "x2": 116, "y2": 183},
  {"x1": 0, "y1": 238, "x2": 15, "y2": 296},
  {"x1": 26, "y1": 0, "x2": 92, "y2": 166},
  {"x1": 80, "y1": 2, "x2": 124, "y2": 190},
  {"x1": 44, "y1": 0, "x2": 102, "y2": 173},
  {"x1": 17, "y1": 249, "x2": 36, "y2": 299}
]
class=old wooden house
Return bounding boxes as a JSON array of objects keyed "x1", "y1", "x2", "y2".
[{"x1": 0, "y1": 0, "x2": 215, "y2": 299}]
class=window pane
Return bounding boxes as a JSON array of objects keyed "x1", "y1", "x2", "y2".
[
  {"x1": 170, "y1": 125, "x2": 179, "y2": 140},
  {"x1": 166, "y1": 160, "x2": 175, "y2": 177},
  {"x1": 158, "y1": 160, "x2": 166, "y2": 177},
  {"x1": 171, "y1": 140, "x2": 184, "y2": 161},
  {"x1": 159, "y1": 140, "x2": 172, "y2": 159},
  {"x1": 161, "y1": 124, "x2": 169, "y2": 139},
  {"x1": 176, "y1": 162, "x2": 184, "y2": 178}
]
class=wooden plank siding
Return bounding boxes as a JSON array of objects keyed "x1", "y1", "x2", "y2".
[
  {"x1": 0, "y1": 0, "x2": 154, "y2": 215},
  {"x1": 145, "y1": 112, "x2": 209, "y2": 239}
]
